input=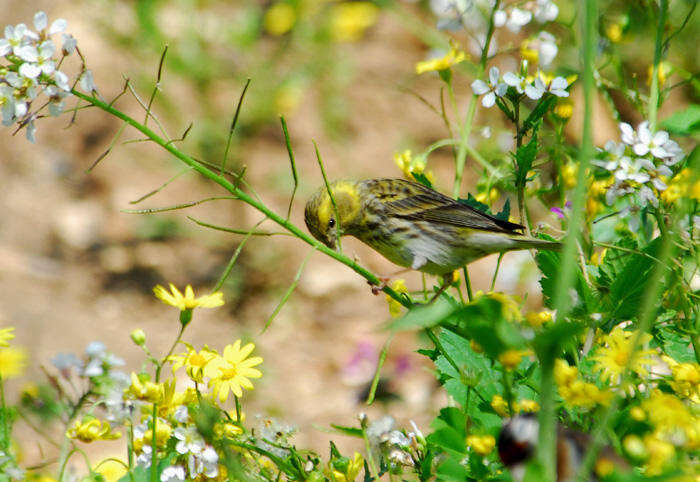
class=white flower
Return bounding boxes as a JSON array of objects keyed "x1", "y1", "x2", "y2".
[
  {"x1": 174, "y1": 426, "x2": 205, "y2": 456},
  {"x1": 189, "y1": 446, "x2": 219, "y2": 479},
  {"x1": 0, "y1": 85, "x2": 16, "y2": 126},
  {"x1": 633, "y1": 121, "x2": 670, "y2": 158},
  {"x1": 619, "y1": 122, "x2": 637, "y2": 146},
  {"x1": 536, "y1": 31, "x2": 558, "y2": 67},
  {"x1": 160, "y1": 465, "x2": 186, "y2": 482},
  {"x1": 1, "y1": 24, "x2": 38, "y2": 57},
  {"x1": 61, "y1": 34, "x2": 76, "y2": 55},
  {"x1": 80, "y1": 70, "x2": 96, "y2": 93},
  {"x1": 503, "y1": 71, "x2": 526, "y2": 93},
  {"x1": 493, "y1": 10, "x2": 507, "y2": 27},
  {"x1": 471, "y1": 66, "x2": 506, "y2": 107},
  {"x1": 506, "y1": 8, "x2": 532, "y2": 32},
  {"x1": 34, "y1": 12, "x2": 48, "y2": 32},
  {"x1": 15, "y1": 44, "x2": 38, "y2": 63},
  {"x1": 534, "y1": 0, "x2": 559, "y2": 23},
  {"x1": 86, "y1": 341, "x2": 106, "y2": 357},
  {"x1": 136, "y1": 444, "x2": 152, "y2": 468},
  {"x1": 49, "y1": 19, "x2": 68, "y2": 35},
  {"x1": 430, "y1": 0, "x2": 474, "y2": 31},
  {"x1": 538, "y1": 74, "x2": 569, "y2": 97},
  {"x1": 524, "y1": 76, "x2": 545, "y2": 100},
  {"x1": 174, "y1": 405, "x2": 189, "y2": 423},
  {"x1": 54, "y1": 70, "x2": 70, "y2": 91}
]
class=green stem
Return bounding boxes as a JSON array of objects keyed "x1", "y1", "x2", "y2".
[
  {"x1": 540, "y1": 1, "x2": 597, "y2": 480},
  {"x1": 0, "y1": 376, "x2": 8, "y2": 451},
  {"x1": 452, "y1": 0, "x2": 501, "y2": 198},
  {"x1": 149, "y1": 402, "x2": 158, "y2": 482},
  {"x1": 71, "y1": 89, "x2": 410, "y2": 309},
  {"x1": 648, "y1": 0, "x2": 667, "y2": 131}
]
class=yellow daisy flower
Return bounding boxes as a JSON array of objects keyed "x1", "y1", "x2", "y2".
[
  {"x1": 208, "y1": 340, "x2": 263, "y2": 402},
  {"x1": 591, "y1": 326, "x2": 655, "y2": 385},
  {"x1": 0, "y1": 346, "x2": 26, "y2": 379},
  {"x1": 0, "y1": 327, "x2": 15, "y2": 347},
  {"x1": 153, "y1": 283, "x2": 224, "y2": 311}
]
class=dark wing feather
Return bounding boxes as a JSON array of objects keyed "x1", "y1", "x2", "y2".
[{"x1": 376, "y1": 179, "x2": 524, "y2": 234}]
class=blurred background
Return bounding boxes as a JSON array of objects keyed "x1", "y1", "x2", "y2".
[{"x1": 1, "y1": 0, "x2": 697, "y2": 469}]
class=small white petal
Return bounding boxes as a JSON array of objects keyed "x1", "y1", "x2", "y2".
[
  {"x1": 651, "y1": 178, "x2": 667, "y2": 191},
  {"x1": 493, "y1": 10, "x2": 507, "y2": 27},
  {"x1": 34, "y1": 12, "x2": 48, "y2": 31},
  {"x1": 495, "y1": 82, "x2": 507, "y2": 96},
  {"x1": 488, "y1": 66, "x2": 500, "y2": 85},
  {"x1": 0, "y1": 39, "x2": 10, "y2": 57},
  {"x1": 49, "y1": 19, "x2": 68, "y2": 35},
  {"x1": 15, "y1": 45, "x2": 38, "y2": 62},
  {"x1": 619, "y1": 123, "x2": 635, "y2": 145},
  {"x1": 26, "y1": 120, "x2": 37, "y2": 143},
  {"x1": 471, "y1": 79, "x2": 489, "y2": 95},
  {"x1": 503, "y1": 72, "x2": 521, "y2": 86},
  {"x1": 482, "y1": 92, "x2": 496, "y2": 107},
  {"x1": 19, "y1": 63, "x2": 41, "y2": 78},
  {"x1": 525, "y1": 83, "x2": 543, "y2": 100},
  {"x1": 62, "y1": 34, "x2": 77, "y2": 55},
  {"x1": 632, "y1": 143, "x2": 649, "y2": 156},
  {"x1": 637, "y1": 121, "x2": 651, "y2": 144}
]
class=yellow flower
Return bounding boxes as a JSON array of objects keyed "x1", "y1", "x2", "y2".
[
  {"x1": 499, "y1": 349, "x2": 531, "y2": 370},
  {"x1": 663, "y1": 355, "x2": 700, "y2": 402},
  {"x1": 169, "y1": 343, "x2": 218, "y2": 382},
  {"x1": 491, "y1": 394, "x2": 518, "y2": 417},
  {"x1": 642, "y1": 390, "x2": 697, "y2": 449},
  {"x1": 466, "y1": 434, "x2": 496, "y2": 456},
  {"x1": 394, "y1": 150, "x2": 434, "y2": 184},
  {"x1": 475, "y1": 188, "x2": 499, "y2": 205},
  {"x1": 0, "y1": 327, "x2": 15, "y2": 347},
  {"x1": 475, "y1": 291, "x2": 522, "y2": 322},
  {"x1": 605, "y1": 23, "x2": 623, "y2": 43},
  {"x1": 330, "y1": 2, "x2": 378, "y2": 43},
  {"x1": 329, "y1": 452, "x2": 364, "y2": 482},
  {"x1": 66, "y1": 417, "x2": 121, "y2": 443},
  {"x1": 133, "y1": 419, "x2": 172, "y2": 450},
  {"x1": 643, "y1": 433, "x2": 675, "y2": 475},
  {"x1": 0, "y1": 346, "x2": 26, "y2": 379},
  {"x1": 386, "y1": 279, "x2": 408, "y2": 318},
  {"x1": 647, "y1": 61, "x2": 672, "y2": 87},
  {"x1": 208, "y1": 340, "x2": 263, "y2": 402},
  {"x1": 519, "y1": 399, "x2": 540, "y2": 413},
  {"x1": 126, "y1": 372, "x2": 163, "y2": 403},
  {"x1": 264, "y1": 2, "x2": 296, "y2": 36},
  {"x1": 561, "y1": 162, "x2": 578, "y2": 189},
  {"x1": 555, "y1": 359, "x2": 611, "y2": 409},
  {"x1": 525, "y1": 310, "x2": 552, "y2": 328},
  {"x1": 153, "y1": 283, "x2": 224, "y2": 311},
  {"x1": 591, "y1": 326, "x2": 656, "y2": 385},
  {"x1": 95, "y1": 458, "x2": 127, "y2": 482},
  {"x1": 554, "y1": 99, "x2": 573, "y2": 119},
  {"x1": 415, "y1": 46, "x2": 466, "y2": 74},
  {"x1": 594, "y1": 457, "x2": 615, "y2": 477}
]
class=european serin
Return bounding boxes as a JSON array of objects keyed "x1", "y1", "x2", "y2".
[{"x1": 305, "y1": 178, "x2": 560, "y2": 279}]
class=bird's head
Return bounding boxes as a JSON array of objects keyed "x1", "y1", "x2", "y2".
[{"x1": 304, "y1": 181, "x2": 361, "y2": 251}]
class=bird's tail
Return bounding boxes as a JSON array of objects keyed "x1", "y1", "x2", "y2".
[{"x1": 510, "y1": 236, "x2": 562, "y2": 251}]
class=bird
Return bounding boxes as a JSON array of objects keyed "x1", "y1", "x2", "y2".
[
  {"x1": 304, "y1": 178, "x2": 560, "y2": 293},
  {"x1": 498, "y1": 414, "x2": 627, "y2": 481}
]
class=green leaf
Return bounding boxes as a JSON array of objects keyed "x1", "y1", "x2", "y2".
[
  {"x1": 660, "y1": 104, "x2": 700, "y2": 135},
  {"x1": 522, "y1": 96, "x2": 556, "y2": 136},
  {"x1": 536, "y1": 238, "x2": 594, "y2": 314},
  {"x1": 607, "y1": 238, "x2": 661, "y2": 319},
  {"x1": 388, "y1": 297, "x2": 457, "y2": 331},
  {"x1": 411, "y1": 171, "x2": 434, "y2": 188},
  {"x1": 330, "y1": 424, "x2": 363, "y2": 438},
  {"x1": 495, "y1": 198, "x2": 511, "y2": 222},
  {"x1": 514, "y1": 130, "x2": 538, "y2": 188}
]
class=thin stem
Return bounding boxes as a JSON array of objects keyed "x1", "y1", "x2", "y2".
[
  {"x1": 648, "y1": 0, "x2": 667, "y2": 131},
  {"x1": 70, "y1": 89, "x2": 410, "y2": 308},
  {"x1": 540, "y1": 1, "x2": 597, "y2": 480},
  {"x1": 0, "y1": 376, "x2": 9, "y2": 450},
  {"x1": 452, "y1": 0, "x2": 501, "y2": 198}
]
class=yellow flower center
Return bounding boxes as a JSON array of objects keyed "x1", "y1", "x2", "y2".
[
  {"x1": 614, "y1": 348, "x2": 630, "y2": 367},
  {"x1": 220, "y1": 366, "x2": 238, "y2": 380}
]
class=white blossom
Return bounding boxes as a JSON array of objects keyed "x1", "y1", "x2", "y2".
[
  {"x1": 506, "y1": 8, "x2": 532, "y2": 32},
  {"x1": 161, "y1": 465, "x2": 186, "y2": 482},
  {"x1": 536, "y1": 31, "x2": 558, "y2": 67},
  {"x1": 471, "y1": 66, "x2": 506, "y2": 107},
  {"x1": 534, "y1": 0, "x2": 559, "y2": 23},
  {"x1": 174, "y1": 426, "x2": 205, "y2": 456}
]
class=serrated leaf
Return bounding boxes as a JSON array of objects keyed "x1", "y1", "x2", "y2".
[
  {"x1": 522, "y1": 96, "x2": 556, "y2": 136},
  {"x1": 535, "y1": 239, "x2": 594, "y2": 314},
  {"x1": 660, "y1": 104, "x2": 700, "y2": 135},
  {"x1": 458, "y1": 193, "x2": 492, "y2": 214},
  {"x1": 514, "y1": 131, "x2": 538, "y2": 188},
  {"x1": 495, "y1": 198, "x2": 511, "y2": 221},
  {"x1": 607, "y1": 238, "x2": 661, "y2": 319},
  {"x1": 411, "y1": 171, "x2": 433, "y2": 188}
]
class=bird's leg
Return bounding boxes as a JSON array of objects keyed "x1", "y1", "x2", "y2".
[
  {"x1": 428, "y1": 273, "x2": 453, "y2": 304},
  {"x1": 368, "y1": 267, "x2": 413, "y2": 295}
]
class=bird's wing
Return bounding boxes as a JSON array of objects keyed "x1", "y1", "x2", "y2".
[{"x1": 375, "y1": 179, "x2": 524, "y2": 234}]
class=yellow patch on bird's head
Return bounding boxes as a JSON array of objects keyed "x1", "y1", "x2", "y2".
[{"x1": 304, "y1": 181, "x2": 361, "y2": 250}]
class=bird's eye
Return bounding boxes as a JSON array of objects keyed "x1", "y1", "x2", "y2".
[{"x1": 328, "y1": 218, "x2": 335, "y2": 228}]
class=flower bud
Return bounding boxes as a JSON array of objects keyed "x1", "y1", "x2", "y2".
[{"x1": 130, "y1": 328, "x2": 146, "y2": 346}]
